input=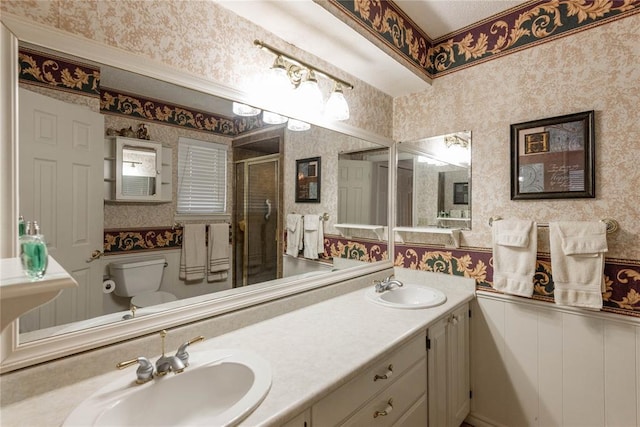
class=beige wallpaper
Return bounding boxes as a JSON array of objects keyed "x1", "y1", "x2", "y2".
[
  {"x1": 1, "y1": 0, "x2": 393, "y2": 137},
  {"x1": 393, "y1": 14, "x2": 640, "y2": 260}
]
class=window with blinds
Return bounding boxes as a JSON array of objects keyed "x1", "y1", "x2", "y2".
[{"x1": 177, "y1": 137, "x2": 227, "y2": 215}]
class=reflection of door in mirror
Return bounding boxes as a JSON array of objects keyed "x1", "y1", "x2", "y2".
[
  {"x1": 19, "y1": 88, "x2": 105, "y2": 333},
  {"x1": 338, "y1": 159, "x2": 372, "y2": 224},
  {"x1": 397, "y1": 159, "x2": 414, "y2": 227}
]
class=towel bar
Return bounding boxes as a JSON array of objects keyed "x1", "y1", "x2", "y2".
[{"x1": 489, "y1": 216, "x2": 619, "y2": 234}]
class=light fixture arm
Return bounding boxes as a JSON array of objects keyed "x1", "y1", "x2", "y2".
[{"x1": 254, "y1": 40, "x2": 354, "y2": 91}]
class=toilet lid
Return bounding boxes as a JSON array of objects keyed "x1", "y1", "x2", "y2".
[{"x1": 131, "y1": 291, "x2": 177, "y2": 307}]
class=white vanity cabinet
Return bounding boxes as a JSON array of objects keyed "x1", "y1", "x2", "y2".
[
  {"x1": 427, "y1": 303, "x2": 470, "y2": 427},
  {"x1": 311, "y1": 332, "x2": 427, "y2": 426}
]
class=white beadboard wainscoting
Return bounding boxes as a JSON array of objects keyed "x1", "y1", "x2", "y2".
[{"x1": 469, "y1": 292, "x2": 640, "y2": 427}]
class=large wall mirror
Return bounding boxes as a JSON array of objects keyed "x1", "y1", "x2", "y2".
[
  {"x1": 1, "y1": 17, "x2": 391, "y2": 371},
  {"x1": 396, "y1": 131, "x2": 471, "y2": 233}
]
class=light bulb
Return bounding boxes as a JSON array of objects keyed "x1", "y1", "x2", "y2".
[
  {"x1": 232, "y1": 102, "x2": 261, "y2": 117},
  {"x1": 295, "y1": 70, "x2": 323, "y2": 116},
  {"x1": 325, "y1": 83, "x2": 349, "y2": 121},
  {"x1": 262, "y1": 111, "x2": 288, "y2": 125},
  {"x1": 287, "y1": 118, "x2": 310, "y2": 131}
]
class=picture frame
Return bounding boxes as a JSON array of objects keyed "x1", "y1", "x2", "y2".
[
  {"x1": 453, "y1": 182, "x2": 469, "y2": 205},
  {"x1": 510, "y1": 110, "x2": 595, "y2": 200},
  {"x1": 295, "y1": 157, "x2": 321, "y2": 203}
]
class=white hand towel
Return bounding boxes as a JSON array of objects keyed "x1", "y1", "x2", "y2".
[
  {"x1": 303, "y1": 215, "x2": 321, "y2": 259},
  {"x1": 286, "y1": 214, "x2": 303, "y2": 257},
  {"x1": 179, "y1": 224, "x2": 206, "y2": 282},
  {"x1": 492, "y1": 219, "x2": 537, "y2": 297},
  {"x1": 207, "y1": 223, "x2": 230, "y2": 282},
  {"x1": 316, "y1": 216, "x2": 325, "y2": 256},
  {"x1": 550, "y1": 221, "x2": 608, "y2": 310}
]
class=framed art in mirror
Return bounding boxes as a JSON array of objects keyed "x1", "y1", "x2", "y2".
[
  {"x1": 510, "y1": 110, "x2": 595, "y2": 200},
  {"x1": 295, "y1": 157, "x2": 321, "y2": 203}
]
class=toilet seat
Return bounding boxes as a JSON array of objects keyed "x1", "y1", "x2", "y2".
[{"x1": 131, "y1": 291, "x2": 177, "y2": 307}]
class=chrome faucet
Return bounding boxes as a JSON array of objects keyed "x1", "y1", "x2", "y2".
[
  {"x1": 175, "y1": 335, "x2": 205, "y2": 367},
  {"x1": 156, "y1": 330, "x2": 186, "y2": 376},
  {"x1": 116, "y1": 356, "x2": 155, "y2": 384},
  {"x1": 116, "y1": 330, "x2": 205, "y2": 383},
  {"x1": 374, "y1": 275, "x2": 404, "y2": 293}
]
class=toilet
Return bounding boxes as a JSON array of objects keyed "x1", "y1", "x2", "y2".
[{"x1": 108, "y1": 257, "x2": 177, "y2": 307}]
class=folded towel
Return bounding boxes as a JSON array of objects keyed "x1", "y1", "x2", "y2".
[
  {"x1": 550, "y1": 221, "x2": 608, "y2": 309},
  {"x1": 303, "y1": 215, "x2": 324, "y2": 259},
  {"x1": 492, "y1": 219, "x2": 537, "y2": 297},
  {"x1": 286, "y1": 214, "x2": 303, "y2": 257},
  {"x1": 179, "y1": 224, "x2": 206, "y2": 282},
  {"x1": 207, "y1": 223, "x2": 230, "y2": 282}
]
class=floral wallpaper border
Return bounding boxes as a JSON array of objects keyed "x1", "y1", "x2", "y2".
[
  {"x1": 105, "y1": 228, "x2": 639, "y2": 317},
  {"x1": 18, "y1": 48, "x2": 100, "y2": 96},
  {"x1": 18, "y1": 48, "x2": 268, "y2": 137},
  {"x1": 394, "y1": 243, "x2": 640, "y2": 318},
  {"x1": 104, "y1": 227, "x2": 182, "y2": 254},
  {"x1": 100, "y1": 88, "x2": 265, "y2": 136},
  {"x1": 324, "y1": 0, "x2": 640, "y2": 79}
]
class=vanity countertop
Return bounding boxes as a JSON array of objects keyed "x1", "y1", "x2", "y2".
[{"x1": 0, "y1": 271, "x2": 475, "y2": 426}]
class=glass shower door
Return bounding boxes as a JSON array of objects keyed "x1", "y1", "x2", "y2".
[{"x1": 235, "y1": 156, "x2": 279, "y2": 286}]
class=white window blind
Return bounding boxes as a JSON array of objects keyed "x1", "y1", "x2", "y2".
[{"x1": 177, "y1": 137, "x2": 227, "y2": 214}]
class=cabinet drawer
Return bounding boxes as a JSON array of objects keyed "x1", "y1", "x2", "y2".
[
  {"x1": 342, "y1": 358, "x2": 427, "y2": 427},
  {"x1": 312, "y1": 333, "x2": 425, "y2": 426}
]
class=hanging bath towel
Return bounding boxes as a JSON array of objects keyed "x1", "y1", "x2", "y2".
[
  {"x1": 303, "y1": 215, "x2": 323, "y2": 259},
  {"x1": 550, "y1": 221, "x2": 608, "y2": 310},
  {"x1": 179, "y1": 224, "x2": 206, "y2": 282},
  {"x1": 286, "y1": 214, "x2": 304, "y2": 257},
  {"x1": 492, "y1": 219, "x2": 537, "y2": 297},
  {"x1": 208, "y1": 223, "x2": 230, "y2": 282}
]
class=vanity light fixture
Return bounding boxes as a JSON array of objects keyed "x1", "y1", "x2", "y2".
[
  {"x1": 262, "y1": 110, "x2": 288, "y2": 125},
  {"x1": 287, "y1": 118, "x2": 311, "y2": 132},
  {"x1": 254, "y1": 39, "x2": 353, "y2": 122},
  {"x1": 232, "y1": 101, "x2": 261, "y2": 117}
]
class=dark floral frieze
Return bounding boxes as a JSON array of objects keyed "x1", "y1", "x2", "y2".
[
  {"x1": 430, "y1": 0, "x2": 640, "y2": 75},
  {"x1": 395, "y1": 242, "x2": 640, "y2": 318},
  {"x1": 18, "y1": 48, "x2": 100, "y2": 96},
  {"x1": 326, "y1": 235, "x2": 389, "y2": 262},
  {"x1": 104, "y1": 227, "x2": 182, "y2": 254},
  {"x1": 100, "y1": 88, "x2": 238, "y2": 136},
  {"x1": 324, "y1": 0, "x2": 640, "y2": 79}
]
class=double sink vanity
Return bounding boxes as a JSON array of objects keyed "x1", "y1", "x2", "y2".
[{"x1": 3, "y1": 268, "x2": 475, "y2": 427}]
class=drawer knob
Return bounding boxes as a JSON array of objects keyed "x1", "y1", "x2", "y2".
[
  {"x1": 373, "y1": 364, "x2": 393, "y2": 381},
  {"x1": 373, "y1": 398, "x2": 394, "y2": 418}
]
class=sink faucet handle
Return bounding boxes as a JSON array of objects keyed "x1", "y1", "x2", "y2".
[
  {"x1": 116, "y1": 356, "x2": 154, "y2": 384},
  {"x1": 176, "y1": 335, "x2": 205, "y2": 367}
]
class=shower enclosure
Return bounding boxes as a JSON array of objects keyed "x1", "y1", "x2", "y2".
[{"x1": 234, "y1": 154, "x2": 280, "y2": 286}]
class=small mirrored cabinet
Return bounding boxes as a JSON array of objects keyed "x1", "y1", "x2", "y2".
[{"x1": 104, "y1": 136, "x2": 172, "y2": 202}]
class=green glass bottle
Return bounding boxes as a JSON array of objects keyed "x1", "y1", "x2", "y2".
[{"x1": 20, "y1": 221, "x2": 48, "y2": 280}]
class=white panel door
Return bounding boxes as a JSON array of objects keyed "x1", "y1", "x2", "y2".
[
  {"x1": 338, "y1": 159, "x2": 372, "y2": 224},
  {"x1": 19, "y1": 88, "x2": 104, "y2": 332}
]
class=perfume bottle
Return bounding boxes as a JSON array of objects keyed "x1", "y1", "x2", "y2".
[{"x1": 20, "y1": 221, "x2": 48, "y2": 280}]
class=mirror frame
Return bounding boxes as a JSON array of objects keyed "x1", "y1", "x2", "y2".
[{"x1": 0, "y1": 14, "x2": 394, "y2": 372}]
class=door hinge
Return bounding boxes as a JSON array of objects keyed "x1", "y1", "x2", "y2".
[
  {"x1": 470, "y1": 390, "x2": 473, "y2": 399},
  {"x1": 468, "y1": 308, "x2": 472, "y2": 318},
  {"x1": 426, "y1": 337, "x2": 431, "y2": 350}
]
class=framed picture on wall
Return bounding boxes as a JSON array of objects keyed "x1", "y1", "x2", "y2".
[
  {"x1": 295, "y1": 157, "x2": 321, "y2": 203},
  {"x1": 453, "y1": 182, "x2": 468, "y2": 205},
  {"x1": 510, "y1": 110, "x2": 595, "y2": 200}
]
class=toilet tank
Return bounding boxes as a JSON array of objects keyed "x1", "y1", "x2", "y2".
[{"x1": 108, "y1": 257, "x2": 166, "y2": 297}]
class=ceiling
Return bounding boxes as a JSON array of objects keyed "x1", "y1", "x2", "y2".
[{"x1": 215, "y1": 0, "x2": 526, "y2": 97}]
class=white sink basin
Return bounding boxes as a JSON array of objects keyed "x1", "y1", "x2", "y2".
[
  {"x1": 366, "y1": 283, "x2": 447, "y2": 309},
  {"x1": 63, "y1": 349, "x2": 271, "y2": 427}
]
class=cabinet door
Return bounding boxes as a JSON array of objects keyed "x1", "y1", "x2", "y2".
[
  {"x1": 282, "y1": 409, "x2": 310, "y2": 427},
  {"x1": 448, "y1": 304, "x2": 470, "y2": 427},
  {"x1": 428, "y1": 317, "x2": 448, "y2": 427}
]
